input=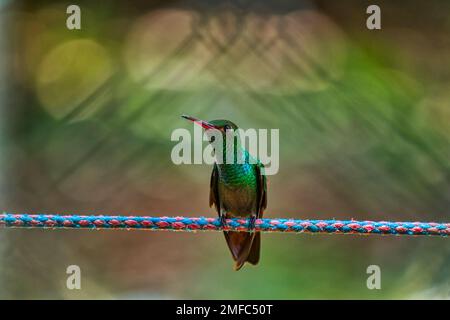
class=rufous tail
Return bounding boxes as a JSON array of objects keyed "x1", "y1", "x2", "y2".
[{"x1": 224, "y1": 231, "x2": 260, "y2": 271}]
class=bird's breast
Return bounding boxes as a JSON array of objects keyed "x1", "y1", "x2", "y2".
[{"x1": 218, "y1": 182, "x2": 257, "y2": 217}]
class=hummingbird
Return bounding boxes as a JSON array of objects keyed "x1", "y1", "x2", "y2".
[{"x1": 182, "y1": 115, "x2": 267, "y2": 270}]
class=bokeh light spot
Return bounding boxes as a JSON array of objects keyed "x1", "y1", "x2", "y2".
[{"x1": 36, "y1": 39, "x2": 113, "y2": 120}]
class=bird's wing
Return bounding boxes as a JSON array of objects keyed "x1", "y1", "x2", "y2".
[
  {"x1": 209, "y1": 163, "x2": 220, "y2": 214},
  {"x1": 255, "y1": 162, "x2": 267, "y2": 218}
]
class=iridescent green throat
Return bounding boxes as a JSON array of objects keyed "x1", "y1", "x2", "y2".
[{"x1": 216, "y1": 142, "x2": 258, "y2": 187}]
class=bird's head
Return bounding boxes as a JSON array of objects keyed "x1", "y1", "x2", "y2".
[
  {"x1": 182, "y1": 115, "x2": 239, "y2": 142},
  {"x1": 182, "y1": 115, "x2": 237, "y2": 131},
  {"x1": 182, "y1": 115, "x2": 253, "y2": 165}
]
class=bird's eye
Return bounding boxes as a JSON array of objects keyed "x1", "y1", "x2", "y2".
[{"x1": 210, "y1": 136, "x2": 216, "y2": 143}]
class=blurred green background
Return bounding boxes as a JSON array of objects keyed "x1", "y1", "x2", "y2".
[{"x1": 0, "y1": 0, "x2": 449, "y2": 299}]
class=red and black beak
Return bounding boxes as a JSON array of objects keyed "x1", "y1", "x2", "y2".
[{"x1": 182, "y1": 115, "x2": 218, "y2": 130}]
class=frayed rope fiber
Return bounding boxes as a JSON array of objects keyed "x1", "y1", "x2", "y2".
[{"x1": 0, "y1": 213, "x2": 449, "y2": 237}]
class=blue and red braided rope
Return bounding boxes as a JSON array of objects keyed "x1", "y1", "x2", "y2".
[{"x1": 0, "y1": 213, "x2": 449, "y2": 236}]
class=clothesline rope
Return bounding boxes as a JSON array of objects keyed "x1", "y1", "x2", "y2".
[{"x1": 1, "y1": 213, "x2": 449, "y2": 237}]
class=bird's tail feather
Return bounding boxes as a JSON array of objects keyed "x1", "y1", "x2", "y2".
[
  {"x1": 224, "y1": 231, "x2": 260, "y2": 271},
  {"x1": 246, "y1": 232, "x2": 260, "y2": 265}
]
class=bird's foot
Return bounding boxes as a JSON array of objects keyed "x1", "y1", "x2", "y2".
[
  {"x1": 248, "y1": 215, "x2": 256, "y2": 232},
  {"x1": 220, "y1": 215, "x2": 227, "y2": 229}
]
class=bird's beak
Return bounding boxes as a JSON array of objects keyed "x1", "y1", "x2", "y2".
[{"x1": 182, "y1": 114, "x2": 217, "y2": 130}]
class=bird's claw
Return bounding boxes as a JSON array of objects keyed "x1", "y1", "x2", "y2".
[
  {"x1": 220, "y1": 215, "x2": 227, "y2": 229},
  {"x1": 248, "y1": 215, "x2": 256, "y2": 232}
]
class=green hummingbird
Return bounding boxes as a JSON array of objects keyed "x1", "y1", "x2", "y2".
[{"x1": 182, "y1": 115, "x2": 267, "y2": 270}]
